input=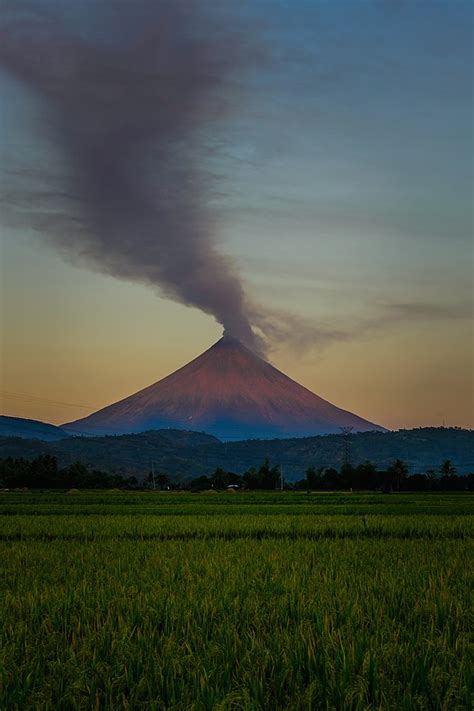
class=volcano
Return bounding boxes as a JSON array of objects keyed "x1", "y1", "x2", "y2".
[{"x1": 63, "y1": 336, "x2": 385, "y2": 439}]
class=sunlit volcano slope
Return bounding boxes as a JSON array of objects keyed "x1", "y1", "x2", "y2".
[{"x1": 64, "y1": 336, "x2": 385, "y2": 439}]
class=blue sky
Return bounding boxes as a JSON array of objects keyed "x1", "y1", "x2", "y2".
[{"x1": 1, "y1": 0, "x2": 472, "y2": 428}]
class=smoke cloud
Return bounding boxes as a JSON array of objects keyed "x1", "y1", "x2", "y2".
[{"x1": 0, "y1": 1, "x2": 264, "y2": 351}]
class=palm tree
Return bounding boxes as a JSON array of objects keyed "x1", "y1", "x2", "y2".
[
  {"x1": 388, "y1": 458, "x2": 409, "y2": 491},
  {"x1": 440, "y1": 460, "x2": 456, "y2": 477}
]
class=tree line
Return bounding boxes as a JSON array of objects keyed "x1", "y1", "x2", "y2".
[
  {"x1": 0, "y1": 455, "x2": 139, "y2": 490},
  {"x1": 0, "y1": 455, "x2": 472, "y2": 491},
  {"x1": 189, "y1": 459, "x2": 473, "y2": 492}
]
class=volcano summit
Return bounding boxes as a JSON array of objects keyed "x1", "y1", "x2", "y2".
[{"x1": 64, "y1": 336, "x2": 384, "y2": 439}]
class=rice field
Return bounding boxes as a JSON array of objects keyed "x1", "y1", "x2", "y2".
[{"x1": 1, "y1": 491, "x2": 472, "y2": 709}]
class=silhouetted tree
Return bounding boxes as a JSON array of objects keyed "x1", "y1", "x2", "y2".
[
  {"x1": 242, "y1": 467, "x2": 259, "y2": 490},
  {"x1": 353, "y1": 461, "x2": 378, "y2": 490},
  {"x1": 207, "y1": 468, "x2": 242, "y2": 489},
  {"x1": 31, "y1": 455, "x2": 59, "y2": 487},
  {"x1": 242, "y1": 460, "x2": 280, "y2": 489},
  {"x1": 387, "y1": 459, "x2": 409, "y2": 491},
  {"x1": 259, "y1": 459, "x2": 281, "y2": 489},
  {"x1": 440, "y1": 460, "x2": 456, "y2": 476},
  {"x1": 303, "y1": 466, "x2": 328, "y2": 490},
  {"x1": 210, "y1": 468, "x2": 229, "y2": 489},
  {"x1": 189, "y1": 475, "x2": 211, "y2": 491},
  {"x1": 324, "y1": 468, "x2": 340, "y2": 488},
  {"x1": 156, "y1": 473, "x2": 170, "y2": 489},
  {"x1": 67, "y1": 461, "x2": 89, "y2": 487},
  {"x1": 339, "y1": 463, "x2": 354, "y2": 488}
]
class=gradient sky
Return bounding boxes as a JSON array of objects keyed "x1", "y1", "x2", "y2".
[{"x1": 1, "y1": 0, "x2": 473, "y2": 430}]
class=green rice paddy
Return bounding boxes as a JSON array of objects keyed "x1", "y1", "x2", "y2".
[{"x1": 1, "y1": 491, "x2": 472, "y2": 709}]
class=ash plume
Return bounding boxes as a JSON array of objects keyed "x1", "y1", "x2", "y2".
[{"x1": 0, "y1": 1, "x2": 263, "y2": 351}]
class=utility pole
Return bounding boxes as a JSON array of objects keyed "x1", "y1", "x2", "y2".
[
  {"x1": 151, "y1": 461, "x2": 156, "y2": 490},
  {"x1": 280, "y1": 465, "x2": 284, "y2": 491}
]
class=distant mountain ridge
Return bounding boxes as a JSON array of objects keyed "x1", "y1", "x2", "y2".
[
  {"x1": 0, "y1": 416, "x2": 68, "y2": 441},
  {"x1": 63, "y1": 335, "x2": 384, "y2": 439},
  {"x1": 1, "y1": 427, "x2": 472, "y2": 480}
]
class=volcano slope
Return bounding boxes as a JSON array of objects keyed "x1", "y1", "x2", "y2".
[{"x1": 64, "y1": 335, "x2": 384, "y2": 439}]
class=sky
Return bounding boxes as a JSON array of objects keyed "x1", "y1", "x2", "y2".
[{"x1": 1, "y1": 0, "x2": 473, "y2": 430}]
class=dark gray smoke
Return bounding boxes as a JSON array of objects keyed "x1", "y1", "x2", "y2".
[{"x1": 0, "y1": 1, "x2": 263, "y2": 351}]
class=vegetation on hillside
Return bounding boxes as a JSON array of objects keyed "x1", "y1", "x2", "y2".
[{"x1": 0, "y1": 427, "x2": 473, "y2": 480}]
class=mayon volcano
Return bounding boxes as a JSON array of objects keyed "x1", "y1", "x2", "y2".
[{"x1": 64, "y1": 336, "x2": 384, "y2": 439}]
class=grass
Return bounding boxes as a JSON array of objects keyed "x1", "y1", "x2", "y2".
[{"x1": 1, "y1": 491, "x2": 472, "y2": 709}]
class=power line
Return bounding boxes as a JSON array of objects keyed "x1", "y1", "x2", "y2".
[{"x1": 1, "y1": 390, "x2": 100, "y2": 410}]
